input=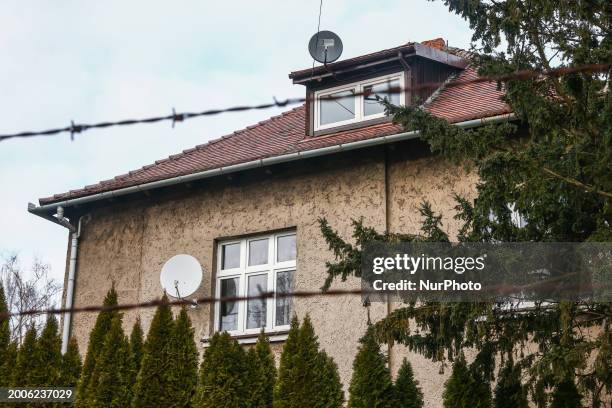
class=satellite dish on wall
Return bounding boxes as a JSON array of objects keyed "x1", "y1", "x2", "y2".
[
  {"x1": 160, "y1": 254, "x2": 203, "y2": 298},
  {"x1": 309, "y1": 30, "x2": 343, "y2": 63}
]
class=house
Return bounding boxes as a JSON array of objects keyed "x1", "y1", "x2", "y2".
[{"x1": 28, "y1": 37, "x2": 512, "y2": 405}]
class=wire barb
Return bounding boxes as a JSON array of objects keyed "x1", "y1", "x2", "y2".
[
  {"x1": 69, "y1": 120, "x2": 82, "y2": 141},
  {"x1": 171, "y1": 107, "x2": 184, "y2": 129}
]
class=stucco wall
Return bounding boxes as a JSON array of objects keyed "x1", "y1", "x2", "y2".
[
  {"x1": 67, "y1": 144, "x2": 477, "y2": 406},
  {"x1": 385, "y1": 146, "x2": 479, "y2": 407}
]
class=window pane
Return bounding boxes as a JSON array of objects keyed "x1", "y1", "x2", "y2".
[
  {"x1": 277, "y1": 234, "x2": 296, "y2": 262},
  {"x1": 247, "y1": 274, "x2": 267, "y2": 329},
  {"x1": 248, "y1": 239, "x2": 269, "y2": 266},
  {"x1": 363, "y1": 79, "x2": 400, "y2": 117},
  {"x1": 222, "y1": 243, "x2": 240, "y2": 270},
  {"x1": 219, "y1": 278, "x2": 239, "y2": 331},
  {"x1": 275, "y1": 270, "x2": 294, "y2": 326},
  {"x1": 320, "y1": 90, "x2": 355, "y2": 125}
]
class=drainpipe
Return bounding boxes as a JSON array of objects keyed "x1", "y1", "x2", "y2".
[{"x1": 57, "y1": 209, "x2": 90, "y2": 354}]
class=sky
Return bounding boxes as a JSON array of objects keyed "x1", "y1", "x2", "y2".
[{"x1": 0, "y1": 1, "x2": 473, "y2": 286}]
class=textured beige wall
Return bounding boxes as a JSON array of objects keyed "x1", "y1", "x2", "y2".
[
  {"x1": 67, "y1": 144, "x2": 477, "y2": 406},
  {"x1": 386, "y1": 147, "x2": 479, "y2": 407}
]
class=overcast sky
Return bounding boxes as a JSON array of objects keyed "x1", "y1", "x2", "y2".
[{"x1": 0, "y1": 1, "x2": 473, "y2": 286}]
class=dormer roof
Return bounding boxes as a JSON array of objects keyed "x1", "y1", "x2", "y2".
[{"x1": 289, "y1": 39, "x2": 468, "y2": 84}]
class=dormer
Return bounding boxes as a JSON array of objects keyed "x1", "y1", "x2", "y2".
[{"x1": 289, "y1": 38, "x2": 468, "y2": 136}]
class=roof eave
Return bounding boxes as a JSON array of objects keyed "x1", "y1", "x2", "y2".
[
  {"x1": 29, "y1": 112, "x2": 515, "y2": 219},
  {"x1": 289, "y1": 44, "x2": 416, "y2": 82},
  {"x1": 289, "y1": 43, "x2": 468, "y2": 84}
]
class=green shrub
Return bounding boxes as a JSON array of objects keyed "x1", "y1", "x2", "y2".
[
  {"x1": 167, "y1": 307, "x2": 198, "y2": 407},
  {"x1": 395, "y1": 358, "x2": 424, "y2": 408},
  {"x1": 443, "y1": 355, "x2": 491, "y2": 408},
  {"x1": 246, "y1": 331, "x2": 276, "y2": 408},
  {"x1": 30, "y1": 315, "x2": 62, "y2": 389},
  {"x1": 127, "y1": 318, "x2": 144, "y2": 388},
  {"x1": 550, "y1": 378, "x2": 582, "y2": 408},
  {"x1": 88, "y1": 316, "x2": 131, "y2": 408},
  {"x1": 75, "y1": 286, "x2": 119, "y2": 406},
  {"x1": 0, "y1": 284, "x2": 10, "y2": 386},
  {"x1": 274, "y1": 315, "x2": 344, "y2": 408},
  {"x1": 493, "y1": 360, "x2": 527, "y2": 408},
  {"x1": 194, "y1": 331, "x2": 248, "y2": 408},
  {"x1": 348, "y1": 330, "x2": 395, "y2": 408},
  {"x1": 12, "y1": 326, "x2": 37, "y2": 386},
  {"x1": 132, "y1": 294, "x2": 175, "y2": 408},
  {"x1": 60, "y1": 337, "x2": 82, "y2": 387}
]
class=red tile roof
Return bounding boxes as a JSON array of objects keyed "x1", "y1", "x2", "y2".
[{"x1": 39, "y1": 51, "x2": 510, "y2": 205}]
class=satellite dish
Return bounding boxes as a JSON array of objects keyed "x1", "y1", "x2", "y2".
[
  {"x1": 309, "y1": 30, "x2": 343, "y2": 63},
  {"x1": 160, "y1": 254, "x2": 203, "y2": 298}
]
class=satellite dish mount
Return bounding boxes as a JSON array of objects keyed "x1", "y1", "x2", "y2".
[
  {"x1": 160, "y1": 254, "x2": 203, "y2": 307},
  {"x1": 309, "y1": 30, "x2": 343, "y2": 64}
]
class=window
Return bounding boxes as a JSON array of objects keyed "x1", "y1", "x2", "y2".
[
  {"x1": 314, "y1": 73, "x2": 405, "y2": 131},
  {"x1": 216, "y1": 232, "x2": 296, "y2": 335}
]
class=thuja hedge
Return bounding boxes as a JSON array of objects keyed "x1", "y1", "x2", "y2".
[{"x1": 2, "y1": 285, "x2": 565, "y2": 406}]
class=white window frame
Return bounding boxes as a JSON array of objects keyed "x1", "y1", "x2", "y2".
[
  {"x1": 215, "y1": 232, "x2": 296, "y2": 336},
  {"x1": 314, "y1": 72, "x2": 405, "y2": 131}
]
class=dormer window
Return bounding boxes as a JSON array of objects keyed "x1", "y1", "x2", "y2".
[{"x1": 314, "y1": 72, "x2": 404, "y2": 131}]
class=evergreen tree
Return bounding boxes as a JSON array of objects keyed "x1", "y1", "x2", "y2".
[
  {"x1": 493, "y1": 360, "x2": 527, "y2": 408},
  {"x1": 0, "y1": 342, "x2": 17, "y2": 408},
  {"x1": 60, "y1": 337, "x2": 82, "y2": 387},
  {"x1": 75, "y1": 286, "x2": 119, "y2": 406},
  {"x1": 167, "y1": 307, "x2": 198, "y2": 408},
  {"x1": 194, "y1": 331, "x2": 248, "y2": 408},
  {"x1": 316, "y1": 351, "x2": 345, "y2": 408},
  {"x1": 443, "y1": 355, "x2": 491, "y2": 408},
  {"x1": 274, "y1": 316, "x2": 300, "y2": 408},
  {"x1": 0, "y1": 283, "x2": 10, "y2": 386},
  {"x1": 88, "y1": 315, "x2": 131, "y2": 408},
  {"x1": 132, "y1": 294, "x2": 174, "y2": 408},
  {"x1": 274, "y1": 315, "x2": 344, "y2": 408},
  {"x1": 348, "y1": 329, "x2": 395, "y2": 408},
  {"x1": 3, "y1": 341, "x2": 17, "y2": 383},
  {"x1": 318, "y1": 2, "x2": 611, "y2": 405},
  {"x1": 395, "y1": 358, "x2": 424, "y2": 408},
  {"x1": 128, "y1": 318, "x2": 144, "y2": 387},
  {"x1": 11, "y1": 326, "x2": 37, "y2": 386},
  {"x1": 30, "y1": 315, "x2": 62, "y2": 388},
  {"x1": 246, "y1": 331, "x2": 277, "y2": 408},
  {"x1": 550, "y1": 378, "x2": 582, "y2": 408}
]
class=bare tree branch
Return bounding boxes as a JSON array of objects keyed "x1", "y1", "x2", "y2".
[{"x1": 0, "y1": 254, "x2": 61, "y2": 343}]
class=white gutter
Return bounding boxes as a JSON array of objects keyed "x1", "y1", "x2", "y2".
[{"x1": 28, "y1": 113, "x2": 515, "y2": 216}]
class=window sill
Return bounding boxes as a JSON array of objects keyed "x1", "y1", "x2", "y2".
[
  {"x1": 311, "y1": 115, "x2": 392, "y2": 137},
  {"x1": 201, "y1": 330, "x2": 290, "y2": 347}
]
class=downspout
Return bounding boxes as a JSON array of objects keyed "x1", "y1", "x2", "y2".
[
  {"x1": 384, "y1": 145, "x2": 395, "y2": 370},
  {"x1": 58, "y1": 209, "x2": 90, "y2": 354}
]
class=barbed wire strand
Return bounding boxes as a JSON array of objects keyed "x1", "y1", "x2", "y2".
[
  {"x1": 0, "y1": 61, "x2": 609, "y2": 143},
  {"x1": 0, "y1": 289, "x2": 365, "y2": 322},
  {"x1": 2, "y1": 275, "x2": 610, "y2": 322}
]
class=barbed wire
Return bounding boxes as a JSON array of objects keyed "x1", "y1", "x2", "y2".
[
  {"x1": 0, "y1": 289, "x2": 366, "y2": 322},
  {"x1": 0, "y1": 61, "x2": 609, "y2": 143},
  {"x1": 1, "y1": 278, "x2": 609, "y2": 322}
]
